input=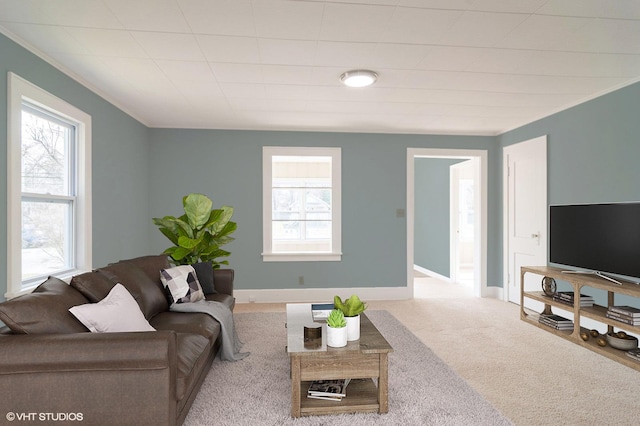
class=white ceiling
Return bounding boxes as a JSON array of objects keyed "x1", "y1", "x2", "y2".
[{"x1": 1, "y1": 0, "x2": 640, "y2": 135}]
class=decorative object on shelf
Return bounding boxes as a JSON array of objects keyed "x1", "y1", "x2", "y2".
[
  {"x1": 597, "y1": 336, "x2": 607, "y2": 347},
  {"x1": 580, "y1": 331, "x2": 590, "y2": 341},
  {"x1": 590, "y1": 329, "x2": 600, "y2": 338},
  {"x1": 153, "y1": 193, "x2": 237, "y2": 268},
  {"x1": 606, "y1": 331, "x2": 639, "y2": 350},
  {"x1": 326, "y1": 309, "x2": 347, "y2": 348},
  {"x1": 334, "y1": 295, "x2": 367, "y2": 341},
  {"x1": 541, "y1": 276, "x2": 557, "y2": 296},
  {"x1": 304, "y1": 324, "x2": 322, "y2": 350}
]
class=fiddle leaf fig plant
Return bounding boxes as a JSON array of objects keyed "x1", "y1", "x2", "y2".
[
  {"x1": 153, "y1": 193, "x2": 237, "y2": 268},
  {"x1": 333, "y1": 295, "x2": 367, "y2": 317},
  {"x1": 326, "y1": 309, "x2": 346, "y2": 328}
]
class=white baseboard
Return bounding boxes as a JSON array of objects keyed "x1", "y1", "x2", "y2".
[
  {"x1": 235, "y1": 286, "x2": 411, "y2": 304},
  {"x1": 413, "y1": 265, "x2": 451, "y2": 282},
  {"x1": 482, "y1": 285, "x2": 503, "y2": 299}
]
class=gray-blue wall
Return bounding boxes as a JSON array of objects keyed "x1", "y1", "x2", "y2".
[{"x1": 0, "y1": 34, "x2": 151, "y2": 300}]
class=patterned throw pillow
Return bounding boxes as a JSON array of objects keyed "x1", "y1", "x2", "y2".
[{"x1": 160, "y1": 265, "x2": 205, "y2": 305}]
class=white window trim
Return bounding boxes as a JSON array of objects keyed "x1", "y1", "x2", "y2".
[
  {"x1": 262, "y1": 146, "x2": 342, "y2": 262},
  {"x1": 6, "y1": 72, "x2": 92, "y2": 299}
]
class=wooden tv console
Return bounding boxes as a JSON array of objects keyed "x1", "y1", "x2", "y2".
[{"x1": 521, "y1": 266, "x2": 640, "y2": 372}]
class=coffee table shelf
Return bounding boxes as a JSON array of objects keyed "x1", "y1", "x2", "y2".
[{"x1": 299, "y1": 379, "x2": 379, "y2": 416}]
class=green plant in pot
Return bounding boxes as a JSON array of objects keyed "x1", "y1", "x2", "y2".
[
  {"x1": 333, "y1": 295, "x2": 367, "y2": 317},
  {"x1": 334, "y1": 295, "x2": 367, "y2": 341},
  {"x1": 152, "y1": 193, "x2": 237, "y2": 268},
  {"x1": 326, "y1": 309, "x2": 347, "y2": 348}
]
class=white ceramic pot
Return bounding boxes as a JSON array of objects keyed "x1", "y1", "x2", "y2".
[
  {"x1": 345, "y1": 315, "x2": 360, "y2": 341},
  {"x1": 326, "y1": 325, "x2": 348, "y2": 347}
]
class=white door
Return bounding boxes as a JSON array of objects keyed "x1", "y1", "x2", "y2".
[
  {"x1": 450, "y1": 160, "x2": 475, "y2": 287},
  {"x1": 504, "y1": 136, "x2": 547, "y2": 305}
]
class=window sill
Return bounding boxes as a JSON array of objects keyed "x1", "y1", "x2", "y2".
[{"x1": 262, "y1": 252, "x2": 342, "y2": 262}]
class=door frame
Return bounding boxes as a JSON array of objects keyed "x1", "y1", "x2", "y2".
[
  {"x1": 407, "y1": 148, "x2": 488, "y2": 298},
  {"x1": 502, "y1": 136, "x2": 548, "y2": 303}
]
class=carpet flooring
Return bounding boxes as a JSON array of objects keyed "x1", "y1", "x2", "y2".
[{"x1": 184, "y1": 310, "x2": 512, "y2": 426}]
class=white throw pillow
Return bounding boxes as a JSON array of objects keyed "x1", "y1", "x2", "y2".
[
  {"x1": 69, "y1": 283, "x2": 155, "y2": 333},
  {"x1": 160, "y1": 265, "x2": 205, "y2": 305}
]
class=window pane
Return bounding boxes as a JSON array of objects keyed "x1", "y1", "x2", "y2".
[
  {"x1": 21, "y1": 107, "x2": 73, "y2": 196},
  {"x1": 273, "y1": 220, "x2": 300, "y2": 240},
  {"x1": 22, "y1": 200, "x2": 73, "y2": 281},
  {"x1": 273, "y1": 188, "x2": 301, "y2": 212},
  {"x1": 305, "y1": 189, "x2": 331, "y2": 212},
  {"x1": 305, "y1": 220, "x2": 331, "y2": 240}
]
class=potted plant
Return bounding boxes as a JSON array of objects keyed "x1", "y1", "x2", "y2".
[
  {"x1": 326, "y1": 309, "x2": 347, "y2": 348},
  {"x1": 152, "y1": 193, "x2": 237, "y2": 268},
  {"x1": 334, "y1": 295, "x2": 367, "y2": 341}
]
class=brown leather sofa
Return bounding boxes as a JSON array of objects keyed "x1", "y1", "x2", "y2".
[{"x1": 0, "y1": 255, "x2": 234, "y2": 426}]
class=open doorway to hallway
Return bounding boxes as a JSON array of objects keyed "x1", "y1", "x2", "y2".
[{"x1": 406, "y1": 148, "x2": 487, "y2": 299}]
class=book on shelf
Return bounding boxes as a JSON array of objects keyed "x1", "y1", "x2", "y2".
[
  {"x1": 538, "y1": 313, "x2": 574, "y2": 330},
  {"x1": 552, "y1": 292, "x2": 594, "y2": 307},
  {"x1": 307, "y1": 379, "x2": 351, "y2": 401},
  {"x1": 311, "y1": 303, "x2": 334, "y2": 322},
  {"x1": 605, "y1": 311, "x2": 640, "y2": 326},
  {"x1": 609, "y1": 306, "x2": 640, "y2": 318}
]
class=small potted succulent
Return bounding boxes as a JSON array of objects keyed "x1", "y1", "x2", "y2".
[
  {"x1": 334, "y1": 295, "x2": 367, "y2": 341},
  {"x1": 326, "y1": 309, "x2": 347, "y2": 348}
]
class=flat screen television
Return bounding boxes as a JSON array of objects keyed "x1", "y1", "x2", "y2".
[{"x1": 549, "y1": 202, "x2": 640, "y2": 283}]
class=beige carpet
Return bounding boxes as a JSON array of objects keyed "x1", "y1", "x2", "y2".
[{"x1": 236, "y1": 278, "x2": 640, "y2": 425}]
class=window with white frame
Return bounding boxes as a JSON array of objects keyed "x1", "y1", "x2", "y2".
[
  {"x1": 7, "y1": 73, "x2": 92, "y2": 298},
  {"x1": 262, "y1": 147, "x2": 341, "y2": 261}
]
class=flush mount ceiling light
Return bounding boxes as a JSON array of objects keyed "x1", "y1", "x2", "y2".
[{"x1": 340, "y1": 69, "x2": 378, "y2": 88}]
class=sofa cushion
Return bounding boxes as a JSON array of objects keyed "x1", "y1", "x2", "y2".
[
  {"x1": 118, "y1": 255, "x2": 170, "y2": 283},
  {"x1": 192, "y1": 262, "x2": 215, "y2": 294},
  {"x1": 69, "y1": 284, "x2": 156, "y2": 333},
  {"x1": 97, "y1": 262, "x2": 168, "y2": 319},
  {"x1": 70, "y1": 271, "x2": 116, "y2": 303},
  {"x1": 160, "y1": 265, "x2": 205, "y2": 305},
  {"x1": 0, "y1": 277, "x2": 89, "y2": 334},
  {"x1": 150, "y1": 312, "x2": 221, "y2": 344}
]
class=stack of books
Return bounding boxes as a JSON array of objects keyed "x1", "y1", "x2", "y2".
[
  {"x1": 606, "y1": 306, "x2": 640, "y2": 326},
  {"x1": 539, "y1": 313, "x2": 574, "y2": 330},
  {"x1": 552, "y1": 291, "x2": 594, "y2": 307},
  {"x1": 626, "y1": 348, "x2": 640, "y2": 362},
  {"x1": 307, "y1": 379, "x2": 350, "y2": 401}
]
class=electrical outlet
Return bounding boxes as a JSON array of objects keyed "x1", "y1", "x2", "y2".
[
  {"x1": 249, "y1": 295, "x2": 256, "y2": 303},
  {"x1": 298, "y1": 276, "x2": 304, "y2": 285}
]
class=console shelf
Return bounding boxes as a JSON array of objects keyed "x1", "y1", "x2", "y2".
[{"x1": 521, "y1": 266, "x2": 640, "y2": 372}]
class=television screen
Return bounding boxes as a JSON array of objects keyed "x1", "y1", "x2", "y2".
[{"x1": 549, "y1": 202, "x2": 640, "y2": 280}]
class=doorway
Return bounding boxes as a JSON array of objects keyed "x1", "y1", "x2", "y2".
[{"x1": 407, "y1": 148, "x2": 487, "y2": 298}]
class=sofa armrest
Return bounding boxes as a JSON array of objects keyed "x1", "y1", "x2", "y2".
[
  {"x1": 213, "y1": 269, "x2": 234, "y2": 296},
  {"x1": 0, "y1": 331, "x2": 178, "y2": 425}
]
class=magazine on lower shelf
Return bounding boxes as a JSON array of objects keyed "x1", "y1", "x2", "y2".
[{"x1": 307, "y1": 379, "x2": 351, "y2": 401}]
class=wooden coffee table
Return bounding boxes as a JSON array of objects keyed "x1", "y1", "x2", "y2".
[{"x1": 286, "y1": 303, "x2": 393, "y2": 417}]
